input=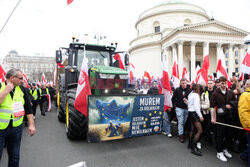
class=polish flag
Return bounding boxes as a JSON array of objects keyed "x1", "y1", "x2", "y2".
[
  {"x1": 144, "y1": 71, "x2": 151, "y2": 84},
  {"x1": 23, "y1": 73, "x2": 30, "y2": 88},
  {"x1": 46, "y1": 94, "x2": 51, "y2": 112},
  {"x1": 172, "y1": 52, "x2": 179, "y2": 89},
  {"x1": 191, "y1": 65, "x2": 201, "y2": 84},
  {"x1": 239, "y1": 46, "x2": 250, "y2": 80},
  {"x1": 198, "y1": 43, "x2": 209, "y2": 84},
  {"x1": 57, "y1": 63, "x2": 64, "y2": 68},
  {"x1": 216, "y1": 49, "x2": 231, "y2": 87},
  {"x1": 114, "y1": 53, "x2": 125, "y2": 70},
  {"x1": 128, "y1": 62, "x2": 135, "y2": 84},
  {"x1": 182, "y1": 67, "x2": 190, "y2": 83},
  {"x1": 162, "y1": 57, "x2": 172, "y2": 111},
  {"x1": 67, "y1": 0, "x2": 73, "y2": 5},
  {"x1": 42, "y1": 72, "x2": 47, "y2": 85},
  {"x1": 0, "y1": 64, "x2": 6, "y2": 83},
  {"x1": 37, "y1": 80, "x2": 41, "y2": 86},
  {"x1": 74, "y1": 47, "x2": 91, "y2": 116}
]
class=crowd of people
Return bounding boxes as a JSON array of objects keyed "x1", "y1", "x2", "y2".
[
  {"x1": 132, "y1": 75, "x2": 250, "y2": 165},
  {"x1": 0, "y1": 68, "x2": 56, "y2": 167}
]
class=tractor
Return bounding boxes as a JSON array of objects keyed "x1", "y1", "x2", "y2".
[{"x1": 56, "y1": 37, "x2": 129, "y2": 139}]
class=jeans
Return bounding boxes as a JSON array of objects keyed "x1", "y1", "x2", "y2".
[
  {"x1": 163, "y1": 112, "x2": 171, "y2": 134},
  {"x1": 240, "y1": 132, "x2": 250, "y2": 166},
  {"x1": 175, "y1": 107, "x2": 188, "y2": 136},
  {"x1": 0, "y1": 125, "x2": 23, "y2": 167}
]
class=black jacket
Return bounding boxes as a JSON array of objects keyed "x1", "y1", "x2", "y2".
[
  {"x1": 147, "y1": 87, "x2": 159, "y2": 95},
  {"x1": 172, "y1": 86, "x2": 191, "y2": 109}
]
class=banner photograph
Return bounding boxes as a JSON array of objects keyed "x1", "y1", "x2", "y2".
[{"x1": 88, "y1": 95, "x2": 164, "y2": 142}]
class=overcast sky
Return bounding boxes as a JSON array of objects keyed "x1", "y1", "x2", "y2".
[{"x1": 0, "y1": 0, "x2": 249, "y2": 60}]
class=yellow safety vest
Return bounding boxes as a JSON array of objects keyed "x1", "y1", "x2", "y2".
[
  {"x1": 39, "y1": 88, "x2": 49, "y2": 99},
  {"x1": 0, "y1": 83, "x2": 25, "y2": 130},
  {"x1": 30, "y1": 89, "x2": 38, "y2": 100}
]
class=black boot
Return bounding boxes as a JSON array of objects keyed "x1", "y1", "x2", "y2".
[{"x1": 191, "y1": 142, "x2": 202, "y2": 156}]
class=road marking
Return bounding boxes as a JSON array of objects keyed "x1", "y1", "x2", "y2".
[{"x1": 68, "y1": 161, "x2": 87, "y2": 167}]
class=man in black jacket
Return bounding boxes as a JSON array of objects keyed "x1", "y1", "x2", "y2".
[
  {"x1": 147, "y1": 81, "x2": 159, "y2": 95},
  {"x1": 210, "y1": 76, "x2": 236, "y2": 162},
  {"x1": 172, "y1": 78, "x2": 191, "y2": 143}
]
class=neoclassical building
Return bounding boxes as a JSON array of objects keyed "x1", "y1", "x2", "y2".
[
  {"x1": 2, "y1": 50, "x2": 56, "y2": 82},
  {"x1": 129, "y1": 0, "x2": 249, "y2": 80}
]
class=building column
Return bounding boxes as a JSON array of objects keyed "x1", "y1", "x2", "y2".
[
  {"x1": 239, "y1": 44, "x2": 245, "y2": 65},
  {"x1": 190, "y1": 41, "x2": 196, "y2": 80},
  {"x1": 228, "y1": 44, "x2": 234, "y2": 78},
  {"x1": 216, "y1": 43, "x2": 222, "y2": 64},
  {"x1": 166, "y1": 46, "x2": 171, "y2": 73},
  {"x1": 171, "y1": 44, "x2": 177, "y2": 76},
  {"x1": 203, "y1": 42, "x2": 209, "y2": 58},
  {"x1": 177, "y1": 40, "x2": 184, "y2": 77},
  {"x1": 162, "y1": 47, "x2": 168, "y2": 67}
]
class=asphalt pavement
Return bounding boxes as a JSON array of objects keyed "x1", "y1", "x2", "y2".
[{"x1": 1, "y1": 103, "x2": 247, "y2": 167}]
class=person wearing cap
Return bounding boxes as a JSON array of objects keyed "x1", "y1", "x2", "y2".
[
  {"x1": 0, "y1": 68, "x2": 36, "y2": 166},
  {"x1": 30, "y1": 82, "x2": 40, "y2": 118}
]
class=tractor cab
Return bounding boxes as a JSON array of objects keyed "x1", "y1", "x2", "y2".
[{"x1": 56, "y1": 41, "x2": 129, "y2": 95}]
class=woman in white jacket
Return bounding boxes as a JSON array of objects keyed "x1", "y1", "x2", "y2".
[{"x1": 187, "y1": 83, "x2": 204, "y2": 156}]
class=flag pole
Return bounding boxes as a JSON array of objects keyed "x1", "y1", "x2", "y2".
[
  {"x1": 0, "y1": 0, "x2": 22, "y2": 35},
  {"x1": 215, "y1": 121, "x2": 250, "y2": 132}
]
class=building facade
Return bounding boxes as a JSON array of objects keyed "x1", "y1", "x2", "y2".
[
  {"x1": 3, "y1": 50, "x2": 56, "y2": 82},
  {"x1": 129, "y1": 0, "x2": 249, "y2": 80}
]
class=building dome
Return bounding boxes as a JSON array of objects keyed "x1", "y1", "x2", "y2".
[
  {"x1": 8, "y1": 50, "x2": 18, "y2": 55},
  {"x1": 135, "y1": 0, "x2": 210, "y2": 37}
]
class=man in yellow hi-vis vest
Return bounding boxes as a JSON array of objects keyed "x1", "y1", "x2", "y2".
[{"x1": 0, "y1": 68, "x2": 36, "y2": 167}]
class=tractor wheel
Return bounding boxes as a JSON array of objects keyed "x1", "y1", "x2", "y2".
[
  {"x1": 57, "y1": 77, "x2": 66, "y2": 122},
  {"x1": 65, "y1": 89, "x2": 88, "y2": 140}
]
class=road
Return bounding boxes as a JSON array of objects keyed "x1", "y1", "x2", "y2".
[{"x1": 1, "y1": 103, "x2": 247, "y2": 167}]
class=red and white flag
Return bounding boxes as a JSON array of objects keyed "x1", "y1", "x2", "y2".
[
  {"x1": 42, "y1": 72, "x2": 47, "y2": 85},
  {"x1": 57, "y1": 63, "x2": 64, "y2": 68},
  {"x1": 128, "y1": 62, "x2": 135, "y2": 84},
  {"x1": 114, "y1": 53, "x2": 125, "y2": 70},
  {"x1": 182, "y1": 67, "x2": 190, "y2": 83},
  {"x1": 74, "y1": 47, "x2": 91, "y2": 116},
  {"x1": 198, "y1": 43, "x2": 209, "y2": 84},
  {"x1": 67, "y1": 0, "x2": 73, "y2": 5},
  {"x1": 144, "y1": 71, "x2": 151, "y2": 84},
  {"x1": 239, "y1": 46, "x2": 250, "y2": 80},
  {"x1": 162, "y1": 57, "x2": 172, "y2": 111},
  {"x1": 23, "y1": 73, "x2": 30, "y2": 88},
  {"x1": 37, "y1": 80, "x2": 41, "y2": 87},
  {"x1": 172, "y1": 52, "x2": 179, "y2": 89},
  {"x1": 46, "y1": 94, "x2": 51, "y2": 112},
  {"x1": 0, "y1": 64, "x2": 6, "y2": 83},
  {"x1": 191, "y1": 65, "x2": 201, "y2": 84},
  {"x1": 216, "y1": 49, "x2": 231, "y2": 87}
]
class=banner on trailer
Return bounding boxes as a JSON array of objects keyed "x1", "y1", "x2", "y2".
[{"x1": 87, "y1": 94, "x2": 164, "y2": 142}]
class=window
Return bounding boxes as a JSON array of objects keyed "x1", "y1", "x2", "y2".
[
  {"x1": 225, "y1": 53, "x2": 229, "y2": 58},
  {"x1": 226, "y1": 60, "x2": 229, "y2": 66},
  {"x1": 153, "y1": 21, "x2": 160, "y2": 33},
  {"x1": 235, "y1": 51, "x2": 238, "y2": 57},
  {"x1": 235, "y1": 59, "x2": 238, "y2": 65},
  {"x1": 235, "y1": 68, "x2": 238, "y2": 72},
  {"x1": 154, "y1": 26, "x2": 160, "y2": 33}
]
